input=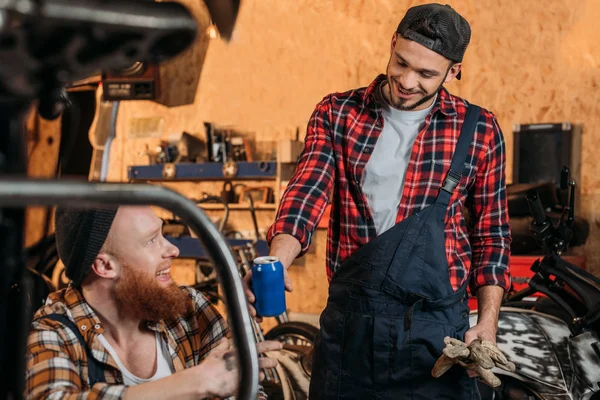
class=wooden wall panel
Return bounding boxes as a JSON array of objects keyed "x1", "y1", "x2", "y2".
[
  {"x1": 107, "y1": 0, "x2": 600, "y2": 316},
  {"x1": 24, "y1": 108, "x2": 62, "y2": 247}
]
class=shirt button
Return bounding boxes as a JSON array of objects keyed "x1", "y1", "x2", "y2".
[
  {"x1": 94, "y1": 324, "x2": 101, "y2": 330},
  {"x1": 364, "y1": 147, "x2": 371, "y2": 153},
  {"x1": 81, "y1": 324, "x2": 87, "y2": 331},
  {"x1": 376, "y1": 120, "x2": 382, "y2": 127}
]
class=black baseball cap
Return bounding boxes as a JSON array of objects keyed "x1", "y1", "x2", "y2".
[{"x1": 397, "y1": 3, "x2": 471, "y2": 79}]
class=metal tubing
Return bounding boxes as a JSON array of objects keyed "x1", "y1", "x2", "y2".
[{"x1": 0, "y1": 178, "x2": 258, "y2": 400}]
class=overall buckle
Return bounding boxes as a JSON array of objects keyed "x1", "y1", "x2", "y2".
[{"x1": 441, "y1": 170, "x2": 461, "y2": 194}]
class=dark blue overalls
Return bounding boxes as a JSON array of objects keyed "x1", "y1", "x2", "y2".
[{"x1": 309, "y1": 105, "x2": 481, "y2": 399}]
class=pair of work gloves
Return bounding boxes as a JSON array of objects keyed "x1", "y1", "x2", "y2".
[{"x1": 432, "y1": 336, "x2": 516, "y2": 387}]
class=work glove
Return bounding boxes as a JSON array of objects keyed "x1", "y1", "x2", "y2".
[{"x1": 431, "y1": 336, "x2": 516, "y2": 387}]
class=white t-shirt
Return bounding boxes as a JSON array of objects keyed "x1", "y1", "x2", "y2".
[
  {"x1": 97, "y1": 332, "x2": 174, "y2": 386},
  {"x1": 362, "y1": 83, "x2": 436, "y2": 235}
]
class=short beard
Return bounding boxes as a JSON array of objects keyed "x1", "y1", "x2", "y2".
[
  {"x1": 114, "y1": 265, "x2": 191, "y2": 323},
  {"x1": 395, "y1": 87, "x2": 440, "y2": 111},
  {"x1": 385, "y1": 60, "x2": 451, "y2": 110}
]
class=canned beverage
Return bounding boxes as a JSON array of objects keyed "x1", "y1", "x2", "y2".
[{"x1": 252, "y1": 256, "x2": 286, "y2": 317}]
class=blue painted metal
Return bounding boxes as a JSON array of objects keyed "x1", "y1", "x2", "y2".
[
  {"x1": 166, "y1": 235, "x2": 270, "y2": 259},
  {"x1": 128, "y1": 161, "x2": 277, "y2": 181}
]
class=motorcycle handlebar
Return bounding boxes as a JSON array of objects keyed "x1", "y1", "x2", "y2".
[{"x1": 526, "y1": 189, "x2": 547, "y2": 225}]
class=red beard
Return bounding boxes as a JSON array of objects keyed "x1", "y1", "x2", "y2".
[{"x1": 114, "y1": 265, "x2": 191, "y2": 323}]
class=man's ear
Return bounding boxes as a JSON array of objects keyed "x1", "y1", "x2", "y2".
[
  {"x1": 91, "y1": 252, "x2": 118, "y2": 279},
  {"x1": 444, "y1": 62, "x2": 462, "y2": 84},
  {"x1": 390, "y1": 32, "x2": 397, "y2": 53}
]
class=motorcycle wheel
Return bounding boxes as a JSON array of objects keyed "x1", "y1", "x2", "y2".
[
  {"x1": 477, "y1": 378, "x2": 541, "y2": 399},
  {"x1": 261, "y1": 321, "x2": 319, "y2": 400},
  {"x1": 264, "y1": 321, "x2": 319, "y2": 346}
]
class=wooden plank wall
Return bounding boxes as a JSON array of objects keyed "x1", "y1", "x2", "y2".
[
  {"x1": 27, "y1": 0, "x2": 600, "y2": 319},
  {"x1": 24, "y1": 108, "x2": 62, "y2": 247}
]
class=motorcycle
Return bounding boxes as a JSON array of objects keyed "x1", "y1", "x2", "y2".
[{"x1": 472, "y1": 167, "x2": 600, "y2": 400}]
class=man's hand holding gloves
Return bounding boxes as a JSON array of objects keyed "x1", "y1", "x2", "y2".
[{"x1": 432, "y1": 336, "x2": 516, "y2": 387}]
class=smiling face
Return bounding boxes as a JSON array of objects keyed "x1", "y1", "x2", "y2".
[
  {"x1": 384, "y1": 34, "x2": 462, "y2": 111},
  {"x1": 92, "y1": 206, "x2": 189, "y2": 321},
  {"x1": 108, "y1": 206, "x2": 179, "y2": 285}
]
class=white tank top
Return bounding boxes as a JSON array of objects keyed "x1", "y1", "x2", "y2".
[{"x1": 97, "y1": 332, "x2": 174, "y2": 386}]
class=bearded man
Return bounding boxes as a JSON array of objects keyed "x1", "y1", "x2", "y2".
[{"x1": 25, "y1": 206, "x2": 279, "y2": 399}]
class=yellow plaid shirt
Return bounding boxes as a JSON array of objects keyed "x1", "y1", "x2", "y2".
[{"x1": 25, "y1": 286, "x2": 227, "y2": 399}]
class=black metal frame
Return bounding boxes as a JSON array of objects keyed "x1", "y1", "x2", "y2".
[
  {"x1": 0, "y1": 0, "x2": 255, "y2": 398},
  {"x1": 0, "y1": 179, "x2": 259, "y2": 398}
]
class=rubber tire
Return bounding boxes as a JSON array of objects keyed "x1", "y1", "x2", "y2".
[{"x1": 264, "y1": 321, "x2": 319, "y2": 345}]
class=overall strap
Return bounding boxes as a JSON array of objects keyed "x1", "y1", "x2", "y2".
[
  {"x1": 436, "y1": 104, "x2": 481, "y2": 207},
  {"x1": 36, "y1": 313, "x2": 106, "y2": 385}
]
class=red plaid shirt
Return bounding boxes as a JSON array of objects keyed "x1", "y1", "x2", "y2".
[{"x1": 267, "y1": 74, "x2": 511, "y2": 293}]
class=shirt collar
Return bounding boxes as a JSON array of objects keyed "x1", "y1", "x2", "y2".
[{"x1": 363, "y1": 74, "x2": 457, "y2": 117}]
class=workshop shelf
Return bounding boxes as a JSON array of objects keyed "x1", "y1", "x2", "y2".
[
  {"x1": 128, "y1": 161, "x2": 278, "y2": 181},
  {"x1": 165, "y1": 236, "x2": 270, "y2": 259}
]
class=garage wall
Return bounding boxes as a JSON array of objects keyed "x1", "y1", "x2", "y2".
[{"x1": 105, "y1": 0, "x2": 600, "y2": 315}]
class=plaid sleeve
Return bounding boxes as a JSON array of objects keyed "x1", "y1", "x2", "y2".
[
  {"x1": 184, "y1": 287, "x2": 229, "y2": 360},
  {"x1": 25, "y1": 321, "x2": 125, "y2": 400},
  {"x1": 469, "y1": 113, "x2": 512, "y2": 293},
  {"x1": 267, "y1": 95, "x2": 336, "y2": 256}
]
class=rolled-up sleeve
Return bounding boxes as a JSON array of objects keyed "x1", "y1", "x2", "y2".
[
  {"x1": 267, "y1": 96, "x2": 336, "y2": 256},
  {"x1": 469, "y1": 114, "x2": 512, "y2": 293}
]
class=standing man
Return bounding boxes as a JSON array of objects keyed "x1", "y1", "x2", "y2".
[{"x1": 246, "y1": 3, "x2": 511, "y2": 399}]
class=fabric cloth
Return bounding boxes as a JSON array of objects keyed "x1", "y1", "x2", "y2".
[
  {"x1": 24, "y1": 286, "x2": 227, "y2": 399},
  {"x1": 267, "y1": 74, "x2": 511, "y2": 294},
  {"x1": 361, "y1": 82, "x2": 435, "y2": 235},
  {"x1": 97, "y1": 332, "x2": 174, "y2": 386},
  {"x1": 54, "y1": 207, "x2": 118, "y2": 287},
  {"x1": 308, "y1": 104, "x2": 482, "y2": 399}
]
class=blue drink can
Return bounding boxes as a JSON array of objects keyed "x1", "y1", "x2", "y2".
[{"x1": 252, "y1": 256, "x2": 286, "y2": 317}]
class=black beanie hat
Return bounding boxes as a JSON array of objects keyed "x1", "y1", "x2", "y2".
[{"x1": 54, "y1": 207, "x2": 118, "y2": 287}]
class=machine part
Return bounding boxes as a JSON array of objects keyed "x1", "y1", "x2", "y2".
[
  {"x1": 507, "y1": 181, "x2": 558, "y2": 217},
  {"x1": 263, "y1": 321, "x2": 320, "y2": 399},
  {"x1": 195, "y1": 195, "x2": 230, "y2": 234},
  {"x1": 102, "y1": 63, "x2": 159, "y2": 101},
  {"x1": 240, "y1": 186, "x2": 273, "y2": 204},
  {"x1": 221, "y1": 181, "x2": 237, "y2": 203},
  {"x1": 162, "y1": 163, "x2": 177, "y2": 179},
  {"x1": 264, "y1": 321, "x2": 319, "y2": 348},
  {"x1": 176, "y1": 131, "x2": 208, "y2": 163},
  {"x1": 223, "y1": 160, "x2": 239, "y2": 178}
]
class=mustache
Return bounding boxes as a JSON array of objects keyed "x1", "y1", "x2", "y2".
[{"x1": 393, "y1": 80, "x2": 424, "y2": 95}]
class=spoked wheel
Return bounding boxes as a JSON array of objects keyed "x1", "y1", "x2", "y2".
[
  {"x1": 264, "y1": 321, "x2": 319, "y2": 346},
  {"x1": 260, "y1": 321, "x2": 319, "y2": 400}
]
